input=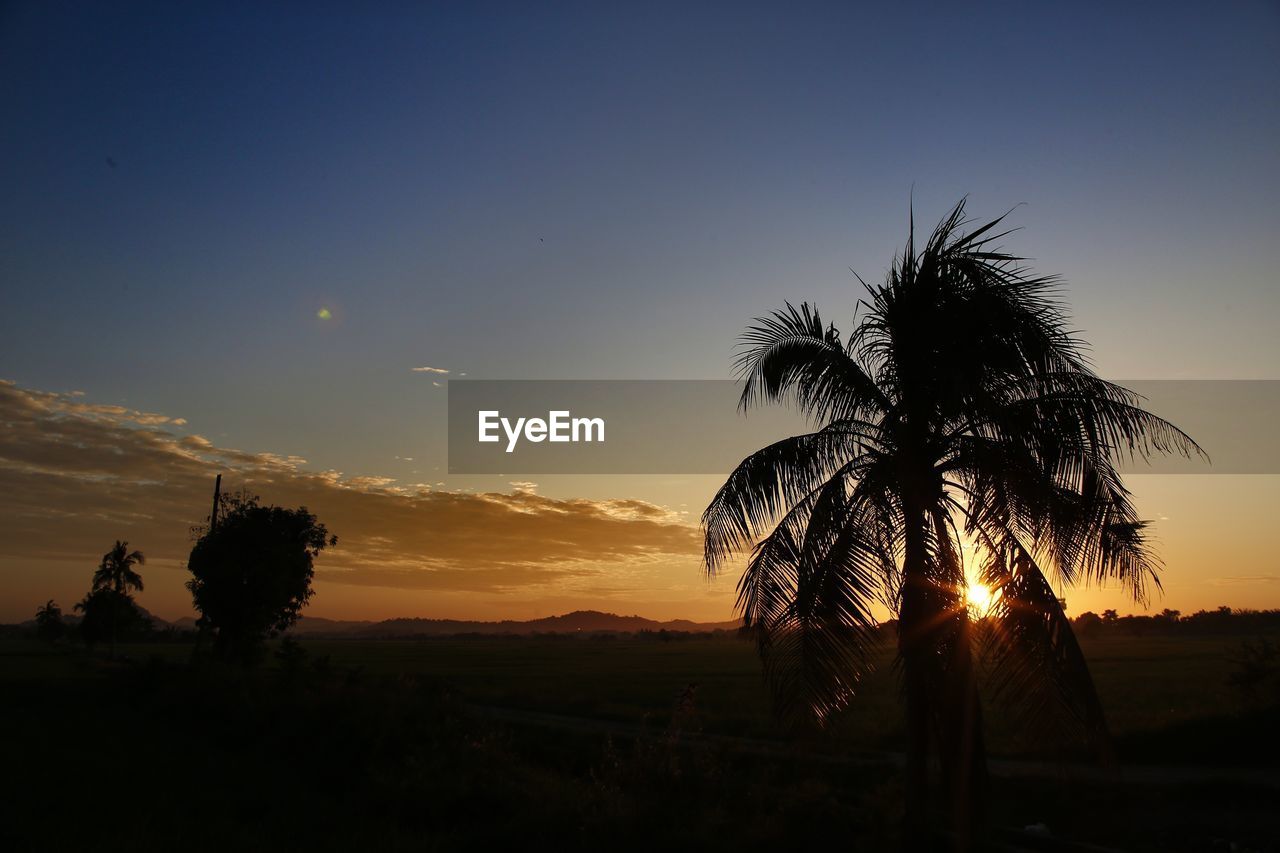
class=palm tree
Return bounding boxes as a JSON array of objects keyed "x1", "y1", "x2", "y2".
[
  {"x1": 34, "y1": 599, "x2": 64, "y2": 642},
  {"x1": 92, "y1": 540, "x2": 145, "y2": 657},
  {"x1": 93, "y1": 540, "x2": 146, "y2": 596},
  {"x1": 702, "y1": 200, "x2": 1201, "y2": 849}
]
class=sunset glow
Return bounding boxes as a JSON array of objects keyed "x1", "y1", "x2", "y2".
[
  {"x1": 966, "y1": 580, "x2": 997, "y2": 618},
  {"x1": 0, "y1": 3, "x2": 1275, "y2": 630}
]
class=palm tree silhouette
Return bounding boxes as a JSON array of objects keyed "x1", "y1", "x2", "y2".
[
  {"x1": 94, "y1": 541, "x2": 146, "y2": 595},
  {"x1": 703, "y1": 200, "x2": 1201, "y2": 849},
  {"x1": 92, "y1": 540, "x2": 145, "y2": 657},
  {"x1": 34, "y1": 599, "x2": 63, "y2": 641}
]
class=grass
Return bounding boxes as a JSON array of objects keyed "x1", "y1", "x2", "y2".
[
  {"x1": 1, "y1": 631, "x2": 1277, "y2": 852},
  {"x1": 2, "y1": 631, "x2": 1274, "y2": 757},
  {"x1": 2, "y1": 631, "x2": 1271, "y2": 754},
  {"x1": 125, "y1": 632, "x2": 1271, "y2": 756}
]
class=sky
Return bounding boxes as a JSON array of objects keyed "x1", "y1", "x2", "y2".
[{"x1": 1, "y1": 1, "x2": 1278, "y2": 623}]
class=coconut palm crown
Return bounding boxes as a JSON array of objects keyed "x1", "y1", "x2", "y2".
[{"x1": 93, "y1": 540, "x2": 146, "y2": 596}]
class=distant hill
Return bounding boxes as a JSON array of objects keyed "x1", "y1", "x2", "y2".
[
  {"x1": 15, "y1": 609, "x2": 742, "y2": 637},
  {"x1": 287, "y1": 609, "x2": 742, "y2": 637},
  {"x1": 164, "y1": 614, "x2": 375, "y2": 633}
]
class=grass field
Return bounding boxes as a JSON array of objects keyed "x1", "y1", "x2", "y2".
[
  {"x1": 2, "y1": 632, "x2": 1277, "y2": 852},
  {"x1": 21, "y1": 631, "x2": 1257, "y2": 757}
]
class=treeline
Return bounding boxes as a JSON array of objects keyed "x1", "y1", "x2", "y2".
[{"x1": 1070, "y1": 606, "x2": 1280, "y2": 636}]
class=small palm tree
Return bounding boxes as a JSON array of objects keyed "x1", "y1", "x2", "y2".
[
  {"x1": 703, "y1": 200, "x2": 1201, "y2": 849},
  {"x1": 34, "y1": 599, "x2": 64, "y2": 642},
  {"x1": 92, "y1": 540, "x2": 145, "y2": 657}
]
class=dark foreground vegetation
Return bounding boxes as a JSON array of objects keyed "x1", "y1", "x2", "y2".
[{"x1": 3, "y1": 626, "x2": 1277, "y2": 853}]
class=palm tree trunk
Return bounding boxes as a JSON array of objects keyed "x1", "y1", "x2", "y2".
[
  {"x1": 110, "y1": 576, "x2": 122, "y2": 660},
  {"x1": 899, "y1": 498, "x2": 935, "y2": 852},
  {"x1": 900, "y1": 477, "x2": 992, "y2": 852},
  {"x1": 109, "y1": 596, "x2": 118, "y2": 660},
  {"x1": 942, "y1": 617, "x2": 989, "y2": 851},
  {"x1": 901, "y1": 634, "x2": 932, "y2": 851}
]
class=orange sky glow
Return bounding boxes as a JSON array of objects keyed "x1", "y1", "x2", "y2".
[{"x1": 2, "y1": 379, "x2": 1276, "y2": 625}]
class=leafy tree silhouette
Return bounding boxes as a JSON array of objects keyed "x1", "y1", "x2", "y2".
[
  {"x1": 186, "y1": 493, "x2": 335, "y2": 665},
  {"x1": 702, "y1": 199, "x2": 1202, "y2": 850},
  {"x1": 75, "y1": 588, "x2": 148, "y2": 652}
]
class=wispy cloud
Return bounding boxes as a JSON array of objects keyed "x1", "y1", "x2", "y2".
[
  {"x1": 1208, "y1": 574, "x2": 1279, "y2": 586},
  {"x1": 411, "y1": 366, "x2": 450, "y2": 374},
  {"x1": 0, "y1": 380, "x2": 700, "y2": 612}
]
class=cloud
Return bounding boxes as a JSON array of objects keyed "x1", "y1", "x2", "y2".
[
  {"x1": 0, "y1": 380, "x2": 700, "y2": 604},
  {"x1": 1207, "y1": 575, "x2": 1279, "y2": 586},
  {"x1": 1, "y1": 383, "x2": 189, "y2": 428},
  {"x1": 411, "y1": 366, "x2": 450, "y2": 374}
]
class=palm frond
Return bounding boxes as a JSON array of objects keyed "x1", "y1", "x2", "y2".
[
  {"x1": 751, "y1": 483, "x2": 887, "y2": 727},
  {"x1": 703, "y1": 426, "x2": 876, "y2": 574},
  {"x1": 977, "y1": 540, "x2": 1113, "y2": 760},
  {"x1": 736, "y1": 301, "x2": 888, "y2": 423}
]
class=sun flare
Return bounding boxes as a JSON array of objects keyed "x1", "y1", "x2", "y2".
[{"x1": 965, "y1": 580, "x2": 996, "y2": 617}]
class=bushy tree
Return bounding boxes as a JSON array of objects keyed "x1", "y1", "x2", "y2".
[
  {"x1": 186, "y1": 494, "x2": 335, "y2": 664},
  {"x1": 75, "y1": 588, "x2": 149, "y2": 649}
]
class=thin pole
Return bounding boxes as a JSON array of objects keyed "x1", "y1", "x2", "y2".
[{"x1": 210, "y1": 473, "x2": 222, "y2": 532}]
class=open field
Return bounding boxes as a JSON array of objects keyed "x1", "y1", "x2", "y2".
[
  {"x1": 302, "y1": 632, "x2": 1269, "y2": 759},
  {"x1": 2, "y1": 632, "x2": 1277, "y2": 852},
  {"x1": 6, "y1": 632, "x2": 1265, "y2": 758}
]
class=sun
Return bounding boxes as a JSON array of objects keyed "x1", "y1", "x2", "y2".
[{"x1": 965, "y1": 580, "x2": 996, "y2": 617}]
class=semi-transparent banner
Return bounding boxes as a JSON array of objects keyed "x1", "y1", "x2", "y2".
[{"x1": 447, "y1": 380, "x2": 1279, "y2": 475}]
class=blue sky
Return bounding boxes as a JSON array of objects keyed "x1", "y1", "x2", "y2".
[
  {"x1": 4, "y1": 1, "x2": 1278, "y2": 480},
  {"x1": 1, "y1": 2, "x2": 1278, "y2": 619}
]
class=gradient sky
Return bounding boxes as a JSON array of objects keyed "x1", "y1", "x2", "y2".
[{"x1": 2, "y1": 1, "x2": 1278, "y2": 623}]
